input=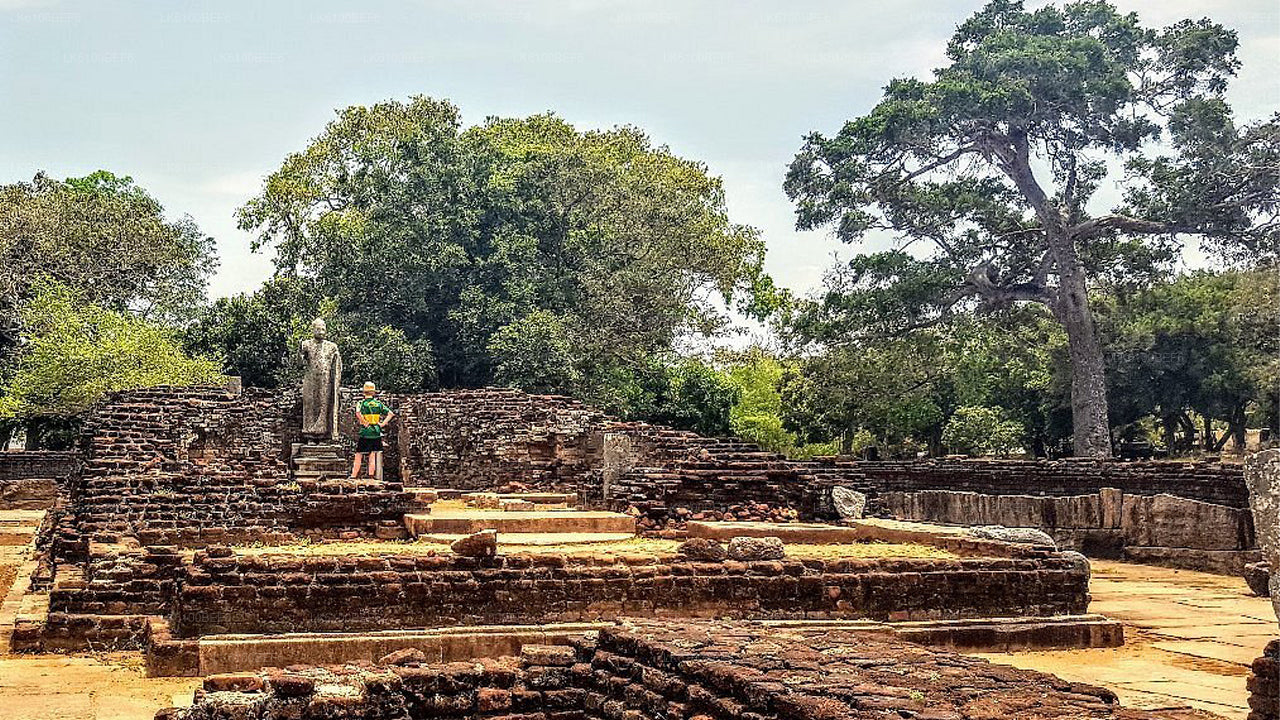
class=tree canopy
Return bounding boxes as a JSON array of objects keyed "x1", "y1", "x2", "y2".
[
  {"x1": 785, "y1": 0, "x2": 1279, "y2": 456},
  {"x1": 232, "y1": 97, "x2": 769, "y2": 413},
  {"x1": 0, "y1": 171, "x2": 217, "y2": 358},
  {"x1": 0, "y1": 280, "x2": 223, "y2": 447}
]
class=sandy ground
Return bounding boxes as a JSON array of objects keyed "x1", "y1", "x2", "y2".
[
  {"x1": 0, "y1": 653, "x2": 198, "y2": 720},
  {"x1": 974, "y1": 560, "x2": 1275, "y2": 719}
]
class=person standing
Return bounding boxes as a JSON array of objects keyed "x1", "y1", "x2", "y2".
[{"x1": 351, "y1": 381, "x2": 394, "y2": 479}]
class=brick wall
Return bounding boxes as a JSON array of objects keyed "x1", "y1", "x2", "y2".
[
  {"x1": 0, "y1": 450, "x2": 76, "y2": 509},
  {"x1": 171, "y1": 549, "x2": 1088, "y2": 638},
  {"x1": 67, "y1": 385, "x2": 408, "y2": 547},
  {"x1": 395, "y1": 389, "x2": 606, "y2": 491}
]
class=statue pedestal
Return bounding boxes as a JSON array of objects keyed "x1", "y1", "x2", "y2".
[{"x1": 292, "y1": 442, "x2": 347, "y2": 480}]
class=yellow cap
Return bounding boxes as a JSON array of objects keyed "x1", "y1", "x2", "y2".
[{"x1": 362, "y1": 381, "x2": 376, "y2": 393}]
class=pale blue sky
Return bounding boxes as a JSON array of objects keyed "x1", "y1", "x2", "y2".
[{"x1": 3, "y1": 0, "x2": 1277, "y2": 302}]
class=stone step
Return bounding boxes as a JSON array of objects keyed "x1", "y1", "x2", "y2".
[
  {"x1": 174, "y1": 622, "x2": 605, "y2": 676},
  {"x1": 415, "y1": 532, "x2": 636, "y2": 546},
  {"x1": 686, "y1": 520, "x2": 862, "y2": 544},
  {"x1": 498, "y1": 492, "x2": 578, "y2": 507},
  {"x1": 404, "y1": 509, "x2": 635, "y2": 536}
]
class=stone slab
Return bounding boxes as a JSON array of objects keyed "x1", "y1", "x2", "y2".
[
  {"x1": 1121, "y1": 492, "x2": 1253, "y2": 551},
  {"x1": 1123, "y1": 546, "x2": 1262, "y2": 575},
  {"x1": 497, "y1": 492, "x2": 578, "y2": 506},
  {"x1": 846, "y1": 517, "x2": 969, "y2": 545},
  {"x1": 686, "y1": 520, "x2": 863, "y2": 543},
  {"x1": 417, "y1": 532, "x2": 636, "y2": 546},
  {"x1": 196, "y1": 623, "x2": 604, "y2": 676}
]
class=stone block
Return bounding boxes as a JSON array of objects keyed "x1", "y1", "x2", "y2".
[{"x1": 1121, "y1": 493, "x2": 1252, "y2": 550}]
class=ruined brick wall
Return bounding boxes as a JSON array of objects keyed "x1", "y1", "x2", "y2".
[
  {"x1": 817, "y1": 457, "x2": 1248, "y2": 507},
  {"x1": 72, "y1": 386, "x2": 297, "y2": 545},
  {"x1": 161, "y1": 620, "x2": 1183, "y2": 720},
  {"x1": 172, "y1": 550, "x2": 1088, "y2": 637},
  {"x1": 395, "y1": 389, "x2": 607, "y2": 491},
  {"x1": 1250, "y1": 639, "x2": 1279, "y2": 720},
  {"x1": 0, "y1": 450, "x2": 77, "y2": 509},
  {"x1": 67, "y1": 385, "x2": 408, "y2": 546}
]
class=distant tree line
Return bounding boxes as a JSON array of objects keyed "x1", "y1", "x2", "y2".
[{"x1": 1, "y1": 1, "x2": 1276, "y2": 457}]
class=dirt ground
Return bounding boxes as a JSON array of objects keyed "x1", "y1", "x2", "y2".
[
  {"x1": 0, "y1": 653, "x2": 197, "y2": 720},
  {"x1": 973, "y1": 560, "x2": 1275, "y2": 719}
]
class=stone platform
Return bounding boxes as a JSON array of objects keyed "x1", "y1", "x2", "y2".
[
  {"x1": 149, "y1": 614, "x2": 1122, "y2": 677},
  {"x1": 403, "y1": 509, "x2": 635, "y2": 536},
  {"x1": 415, "y1": 531, "x2": 636, "y2": 546}
]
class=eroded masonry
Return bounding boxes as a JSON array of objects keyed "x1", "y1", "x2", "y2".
[{"x1": 1, "y1": 383, "x2": 1274, "y2": 720}]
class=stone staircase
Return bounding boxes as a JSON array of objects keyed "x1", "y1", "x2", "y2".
[{"x1": 400, "y1": 489, "x2": 635, "y2": 544}]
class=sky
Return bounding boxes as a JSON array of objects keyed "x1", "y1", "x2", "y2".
[{"x1": 2, "y1": 0, "x2": 1278, "y2": 304}]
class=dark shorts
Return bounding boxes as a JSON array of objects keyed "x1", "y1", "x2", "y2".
[{"x1": 356, "y1": 436, "x2": 383, "y2": 453}]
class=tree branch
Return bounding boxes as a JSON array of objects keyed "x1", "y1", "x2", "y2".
[{"x1": 1068, "y1": 214, "x2": 1189, "y2": 240}]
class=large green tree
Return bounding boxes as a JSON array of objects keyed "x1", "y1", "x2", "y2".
[
  {"x1": 785, "y1": 0, "x2": 1279, "y2": 456},
  {"x1": 0, "y1": 280, "x2": 223, "y2": 448},
  {"x1": 0, "y1": 171, "x2": 217, "y2": 358},
  {"x1": 236, "y1": 97, "x2": 768, "y2": 409}
]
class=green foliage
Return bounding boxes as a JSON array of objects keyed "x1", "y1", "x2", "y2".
[
  {"x1": 1, "y1": 280, "x2": 223, "y2": 420},
  {"x1": 780, "y1": 338, "x2": 948, "y2": 455},
  {"x1": 722, "y1": 349, "x2": 796, "y2": 453},
  {"x1": 0, "y1": 171, "x2": 216, "y2": 360},
  {"x1": 941, "y1": 406, "x2": 1026, "y2": 456},
  {"x1": 599, "y1": 357, "x2": 738, "y2": 437},
  {"x1": 183, "y1": 277, "x2": 313, "y2": 388},
  {"x1": 488, "y1": 311, "x2": 578, "y2": 393},
  {"x1": 784, "y1": 0, "x2": 1277, "y2": 456},
  {"x1": 1101, "y1": 267, "x2": 1279, "y2": 451},
  {"x1": 236, "y1": 97, "x2": 769, "y2": 407}
]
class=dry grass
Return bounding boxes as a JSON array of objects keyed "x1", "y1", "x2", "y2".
[{"x1": 231, "y1": 535, "x2": 954, "y2": 560}]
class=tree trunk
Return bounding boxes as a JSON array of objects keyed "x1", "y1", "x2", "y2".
[{"x1": 1052, "y1": 251, "x2": 1112, "y2": 458}]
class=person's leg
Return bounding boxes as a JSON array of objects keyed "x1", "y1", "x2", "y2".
[
  {"x1": 368, "y1": 451, "x2": 381, "y2": 478},
  {"x1": 350, "y1": 452, "x2": 364, "y2": 478}
]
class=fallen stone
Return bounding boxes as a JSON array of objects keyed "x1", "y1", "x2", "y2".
[
  {"x1": 450, "y1": 529, "x2": 498, "y2": 557},
  {"x1": 378, "y1": 648, "x2": 428, "y2": 666},
  {"x1": 465, "y1": 492, "x2": 501, "y2": 510},
  {"x1": 831, "y1": 486, "x2": 867, "y2": 520},
  {"x1": 967, "y1": 525, "x2": 1056, "y2": 548},
  {"x1": 500, "y1": 499, "x2": 535, "y2": 512},
  {"x1": 727, "y1": 535, "x2": 785, "y2": 561},
  {"x1": 1243, "y1": 561, "x2": 1270, "y2": 597},
  {"x1": 677, "y1": 537, "x2": 726, "y2": 562}
]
